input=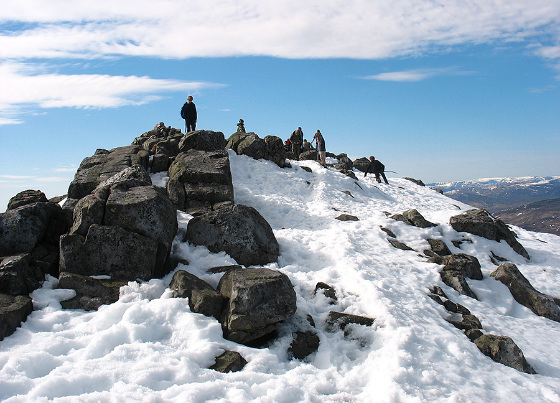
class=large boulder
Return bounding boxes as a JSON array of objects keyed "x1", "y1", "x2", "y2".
[
  {"x1": 0, "y1": 201, "x2": 67, "y2": 256},
  {"x1": 170, "y1": 270, "x2": 224, "y2": 318},
  {"x1": 474, "y1": 334, "x2": 536, "y2": 374},
  {"x1": 227, "y1": 132, "x2": 287, "y2": 167},
  {"x1": 491, "y1": 263, "x2": 560, "y2": 322},
  {"x1": 402, "y1": 209, "x2": 437, "y2": 228},
  {"x1": 263, "y1": 135, "x2": 288, "y2": 167},
  {"x1": 436, "y1": 253, "x2": 482, "y2": 299},
  {"x1": 7, "y1": 190, "x2": 48, "y2": 210},
  {"x1": 186, "y1": 204, "x2": 279, "y2": 266},
  {"x1": 0, "y1": 254, "x2": 43, "y2": 295},
  {"x1": 352, "y1": 157, "x2": 370, "y2": 172},
  {"x1": 178, "y1": 130, "x2": 226, "y2": 152},
  {"x1": 217, "y1": 268, "x2": 297, "y2": 345},
  {"x1": 58, "y1": 272, "x2": 127, "y2": 311},
  {"x1": 167, "y1": 149, "x2": 234, "y2": 213},
  {"x1": 0, "y1": 293, "x2": 33, "y2": 341},
  {"x1": 450, "y1": 209, "x2": 530, "y2": 259}
]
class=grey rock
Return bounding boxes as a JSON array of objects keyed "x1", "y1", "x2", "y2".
[
  {"x1": 288, "y1": 331, "x2": 320, "y2": 360},
  {"x1": 442, "y1": 253, "x2": 483, "y2": 280},
  {"x1": 403, "y1": 177, "x2": 425, "y2": 186},
  {"x1": 335, "y1": 214, "x2": 359, "y2": 221},
  {"x1": 388, "y1": 239, "x2": 414, "y2": 251},
  {"x1": 352, "y1": 157, "x2": 370, "y2": 173},
  {"x1": 475, "y1": 334, "x2": 536, "y2": 374},
  {"x1": 298, "y1": 150, "x2": 318, "y2": 161},
  {"x1": 0, "y1": 293, "x2": 33, "y2": 341},
  {"x1": 58, "y1": 272, "x2": 126, "y2": 311},
  {"x1": 491, "y1": 263, "x2": 560, "y2": 322},
  {"x1": 314, "y1": 282, "x2": 337, "y2": 303},
  {"x1": 169, "y1": 270, "x2": 223, "y2": 318},
  {"x1": 440, "y1": 270, "x2": 478, "y2": 299},
  {"x1": 447, "y1": 314, "x2": 482, "y2": 331},
  {"x1": 325, "y1": 311, "x2": 375, "y2": 332},
  {"x1": 402, "y1": 209, "x2": 437, "y2": 228},
  {"x1": 179, "y1": 130, "x2": 226, "y2": 152},
  {"x1": 427, "y1": 239, "x2": 452, "y2": 256},
  {"x1": 7, "y1": 190, "x2": 48, "y2": 210},
  {"x1": 227, "y1": 132, "x2": 266, "y2": 160},
  {"x1": 209, "y1": 350, "x2": 247, "y2": 373},
  {"x1": 450, "y1": 209, "x2": 530, "y2": 259},
  {"x1": 186, "y1": 204, "x2": 279, "y2": 267},
  {"x1": 60, "y1": 224, "x2": 158, "y2": 281},
  {"x1": 0, "y1": 254, "x2": 42, "y2": 295},
  {"x1": 69, "y1": 194, "x2": 105, "y2": 237},
  {"x1": 217, "y1": 268, "x2": 297, "y2": 345}
]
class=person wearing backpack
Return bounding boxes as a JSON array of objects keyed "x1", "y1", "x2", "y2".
[
  {"x1": 364, "y1": 155, "x2": 389, "y2": 184},
  {"x1": 180, "y1": 96, "x2": 197, "y2": 133},
  {"x1": 290, "y1": 127, "x2": 304, "y2": 159}
]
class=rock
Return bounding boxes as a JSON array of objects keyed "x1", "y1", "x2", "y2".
[
  {"x1": 67, "y1": 145, "x2": 147, "y2": 201},
  {"x1": 442, "y1": 254, "x2": 483, "y2": 280},
  {"x1": 167, "y1": 149, "x2": 234, "y2": 213},
  {"x1": 389, "y1": 213, "x2": 413, "y2": 226},
  {"x1": 0, "y1": 202, "x2": 66, "y2": 256},
  {"x1": 217, "y1": 268, "x2": 297, "y2": 345},
  {"x1": 380, "y1": 226, "x2": 397, "y2": 238},
  {"x1": 442, "y1": 299, "x2": 471, "y2": 315},
  {"x1": 60, "y1": 224, "x2": 158, "y2": 281},
  {"x1": 58, "y1": 272, "x2": 126, "y2": 311},
  {"x1": 490, "y1": 263, "x2": 560, "y2": 322},
  {"x1": 450, "y1": 209, "x2": 530, "y2": 259},
  {"x1": 169, "y1": 270, "x2": 223, "y2": 318},
  {"x1": 402, "y1": 209, "x2": 437, "y2": 228},
  {"x1": 427, "y1": 239, "x2": 452, "y2": 256},
  {"x1": 335, "y1": 153, "x2": 353, "y2": 170},
  {"x1": 227, "y1": 132, "x2": 266, "y2": 160},
  {"x1": 0, "y1": 254, "x2": 42, "y2": 295},
  {"x1": 403, "y1": 177, "x2": 425, "y2": 186},
  {"x1": 325, "y1": 311, "x2": 375, "y2": 332},
  {"x1": 206, "y1": 265, "x2": 243, "y2": 274},
  {"x1": 263, "y1": 135, "x2": 288, "y2": 167},
  {"x1": 69, "y1": 194, "x2": 105, "y2": 237},
  {"x1": 314, "y1": 282, "x2": 337, "y2": 303},
  {"x1": 186, "y1": 204, "x2": 279, "y2": 267},
  {"x1": 178, "y1": 130, "x2": 226, "y2": 152},
  {"x1": 388, "y1": 239, "x2": 414, "y2": 251},
  {"x1": 440, "y1": 270, "x2": 478, "y2": 299},
  {"x1": 335, "y1": 214, "x2": 359, "y2": 221},
  {"x1": 447, "y1": 313, "x2": 482, "y2": 331},
  {"x1": 288, "y1": 331, "x2": 320, "y2": 360},
  {"x1": 474, "y1": 334, "x2": 536, "y2": 374},
  {"x1": 0, "y1": 293, "x2": 33, "y2": 341},
  {"x1": 300, "y1": 166, "x2": 313, "y2": 173},
  {"x1": 298, "y1": 150, "x2": 318, "y2": 161},
  {"x1": 465, "y1": 329, "x2": 484, "y2": 342},
  {"x1": 209, "y1": 350, "x2": 247, "y2": 373},
  {"x1": 352, "y1": 157, "x2": 370, "y2": 172},
  {"x1": 7, "y1": 190, "x2": 48, "y2": 210}
]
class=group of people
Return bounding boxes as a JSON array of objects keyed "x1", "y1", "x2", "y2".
[
  {"x1": 181, "y1": 96, "x2": 388, "y2": 183},
  {"x1": 286, "y1": 127, "x2": 326, "y2": 163}
]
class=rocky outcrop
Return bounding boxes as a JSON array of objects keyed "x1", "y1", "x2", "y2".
[
  {"x1": 432, "y1": 253, "x2": 482, "y2": 299},
  {"x1": 288, "y1": 331, "x2": 320, "y2": 360},
  {"x1": 450, "y1": 209, "x2": 530, "y2": 259},
  {"x1": 58, "y1": 272, "x2": 127, "y2": 311},
  {"x1": 0, "y1": 293, "x2": 33, "y2": 341},
  {"x1": 352, "y1": 157, "x2": 370, "y2": 172},
  {"x1": 186, "y1": 204, "x2": 279, "y2": 267},
  {"x1": 426, "y1": 239, "x2": 452, "y2": 257},
  {"x1": 60, "y1": 165, "x2": 178, "y2": 281},
  {"x1": 132, "y1": 122, "x2": 183, "y2": 173},
  {"x1": 7, "y1": 190, "x2": 48, "y2": 210},
  {"x1": 167, "y1": 149, "x2": 234, "y2": 214},
  {"x1": 402, "y1": 209, "x2": 437, "y2": 228},
  {"x1": 178, "y1": 130, "x2": 226, "y2": 153},
  {"x1": 474, "y1": 334, "x2": 536, "y2": 374},
  {"x1": 227, "y1": 132, "x2": 287, "y2": 168},
  {"x1": 217, "y1": 268, "x2": 297, "y2": 345},
  {"x1": 491, "y1": 263, "x2": 560, "y2": 322}
]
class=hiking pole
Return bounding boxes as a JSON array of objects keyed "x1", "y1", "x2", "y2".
[{"x1": 385, "y1": 170, "x2": 398, "y2": 174}]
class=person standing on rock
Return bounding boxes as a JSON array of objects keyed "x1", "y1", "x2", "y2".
[
  {"x1": 364, "y1": 155, "x2": 389, "y2": 184},
  {"x1": 290, "y1": 127, "x2": 303, "y2": 159},
  {"x1": 180, "y1": 95, "x2": 197, "y2": 133},
  {"x1": 311, "y1": 130, "x2": 326, "y2": 163}
]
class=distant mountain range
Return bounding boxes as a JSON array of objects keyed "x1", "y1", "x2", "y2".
[{"x1": 429, "y1": 176, "x2": 560, "y2": 235}]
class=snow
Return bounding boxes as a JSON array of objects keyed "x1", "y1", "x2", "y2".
[{"x1": 1, "y1": 151, "x2": 560, "y2": 402}]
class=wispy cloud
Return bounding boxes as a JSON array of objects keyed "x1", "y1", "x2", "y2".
[
  {"x1": 0, "y1": 62, "x2": 224, "y2": 125},
  {"x1": 360, "y1": 68, "x2": 475, "y2": 82}
]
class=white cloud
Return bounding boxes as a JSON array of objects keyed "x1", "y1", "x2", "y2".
[
  {"x1": 0, "y1": 62, "x2": 224, "y2": 125},
  {"x1": 360, "y1": 68, "x2": 474, "y2": 82},
  {"x1": 1, "y1": 0, "x2": 559, "y2": 60}
]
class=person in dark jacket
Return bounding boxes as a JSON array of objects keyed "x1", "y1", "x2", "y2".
[
  {"x1": 364, "y1": 156, "x2": 389, "y2": 184},
  {"x1": 311, "y1": 130, "x2": 326, "y2": 163},
  {"x1": 180, "y1": 95, "x2": 197, "y2": 133},
  {"x1": 290, "y1": 127, "x2": 303, "y2": 158}
]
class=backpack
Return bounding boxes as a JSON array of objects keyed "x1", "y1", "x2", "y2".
[{"x1": 180, "y1": 104, "x2": 185, "y2": 119}]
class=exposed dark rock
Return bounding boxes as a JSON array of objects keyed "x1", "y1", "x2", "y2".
[
  {"x1": 447, "y1": 314, "x2": 482, "y2": 331},
  {"x1": 380, "y1": 226, "x2": 397, "y2": 238},
  {"x1": 186, "y1": 204, "x2": 279, "y2": 267},
  {"x1": 465, "y1": 328, "x2": 484, "y2": 342},
  {"x1": 7, "y1": 190, "x2": 48, "y2": 210},
  {"x1": 325, "y1": 311, "x2": 375, "y2": 332},
  {"x1": 288, "y1": 330, "x2": 320, "y2": 360},
  {"x1": 298, "y1": 150, "x2": 318, "y2": 161},
  {"x1": 0, "y1": 293, "x2": 33, "y2": 341},
  {"x1": 178, "y1": 130, "x2": 226, "y2": 153},
  {"x1": 402, "y1": 209, "x2": 437, "y2": 228},
  {"x1": 60, "y1": 224, "x2": 158, "y2": 281},
  {"x1": 206, "y1": 265, "x2": 243, "y2": 274},
  {"x1": 338, "y1": 169, "x2": 358, "y2": 180},
  {"x1": 429, "y1": 285, "x2": 448, "y2": 299},
  {"x1": 403, "y1": 177, "x2": 425, "y2": 186},
  {"x1": 209, "y1": 350, "x2": 247, "y2": 373},
  {"x1": 388, "y1": 239, "x2": 414, "y2": 251},
  {"x1": 167, "y1": 149, "x2": 234, "y2": 213},
  {"x1": 227, "y1": 132, "x2": 265, "y2": 160},
  {"x1": 442, "y1": 300, "x2": 471, "y2": 315},
  {"x1": 442, "y1": 254, "x2": 483, "y2": 280},
  {"x1": 389, "y1": 213, "x2": 413, "y2": 226},
  {"x1": 58, "y1": 272, "x2": 126, "y2": 311},
  {"x1": 314, "y1": 282, "x2": 337, "y2": 303},
  {"x1": 217, "y1": 268, "x2": 296, "y2": 345},
  {"x1": 335, "y1": 214, "x2": 359, "y2": 221},
  {"x1": 69, "y1": 194, "x2": 106, "y2": 237},
  {"x1": 0, "y1": 254, "x2": 42, "y2": 295},
  {"x1": 427, "y1": 239, "x2": 452, "y2": 256},
  {"x1": 440, "y1": 270, "x2": 478, "y2": 299},
  {"x1": 299, "y1": 166, "x2": 313, "y2": 173},
  {"x1": 263, "y1": 135, "x2": 288, "y2": 167},
  {"x1": 490, "y1": 263, "x2": 560, "y2": 322},
  {"x1": 475, "y1": 334, "x2": 536, "y2": 374},
  {"x1": 450, "y1": 209, "x2": 530, "y2": 259},
  {"x1": 352, "y1": 157, "x2": 370, "y2": 172},
  {"x1": 334, "y1": 154, "x2": 353, "y2": 170},
  {"x1": 169, "y1": 270, "x2": 224, "y2": 318}
]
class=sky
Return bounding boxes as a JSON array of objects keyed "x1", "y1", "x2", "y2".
[
  {"x1": 1, "y1": 0, "x2": 560, "y2": 210},
  {"x1": 1, "y1": 152, "x2": 560, "y2": 401}
]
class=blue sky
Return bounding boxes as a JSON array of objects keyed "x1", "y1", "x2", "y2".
[{"x1": 1, "y1": 0, "x2": 560, "y2": 210}]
